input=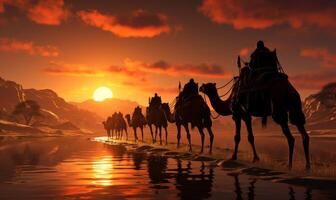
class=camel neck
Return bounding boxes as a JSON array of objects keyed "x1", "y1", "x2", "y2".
[{"x1": 205, "y1": 90, "x2": 232, "y2": 116}]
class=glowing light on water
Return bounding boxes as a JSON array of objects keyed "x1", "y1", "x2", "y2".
[{"x1": 92, "y1": 157, "x2": 113, "y2": 186}]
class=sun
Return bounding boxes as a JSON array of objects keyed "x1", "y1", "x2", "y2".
[{"x1": 93, "y1": 86, "x2": 113, "y2": 102}]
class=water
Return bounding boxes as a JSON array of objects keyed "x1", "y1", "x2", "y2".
[{"x1": 0, "y1": 136, "x2": 334, "y2": 199}]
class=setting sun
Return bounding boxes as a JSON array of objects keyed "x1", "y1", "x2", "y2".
[{"x1": 93, "y1": 86, "x2": 113, "y2": 102}]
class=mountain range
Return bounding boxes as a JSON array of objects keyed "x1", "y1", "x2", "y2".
[
  {"x1": 303, "y1": 82, "x2": 336, "y2": 130},
  {"x1": 0, "y1": 77, "x2": 102, "y2": 131},
  {"x1": 73, "y1": 98, "x2": 141, "y2": 119}
]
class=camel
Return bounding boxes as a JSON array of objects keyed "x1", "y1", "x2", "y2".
[
  {"x1": 145, "y1": 107, "x2": 155, "y2": 143},
  {"x1": 102, "y1": 113, "x2": 128, "y2": 140},
  {"x1": 125, "y1": 106, "x2": 146, "y2": 142},
  {"x1": 161, "y1": 95, "x2": 215, "y2": 154},
  {"x1": 111, "y1": 112, "x2": 118, "y2": 138},
  {"x1": 115, "y1": 112, "x2": 128, "y2": 140},
  {"x1": 146, "y1": 105, "x2": 168, "y2": 145},
  {"x1": 118, "y1": 112, "x2": 128, "y2": 140},
  {"x1": 102, "y1": 116, "x2": 113, "y2": 139},
  {"x1": 199, "y1": 76, "x2": 310, "y2": 169}
]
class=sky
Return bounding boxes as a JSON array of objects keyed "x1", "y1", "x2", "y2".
[{"x1": 0, "y1": 0, "x2": 335, "y2": 105}]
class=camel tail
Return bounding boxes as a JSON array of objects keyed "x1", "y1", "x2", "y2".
[{"x1": 261, "y1": 116, "x2": 267, "y2": 128}]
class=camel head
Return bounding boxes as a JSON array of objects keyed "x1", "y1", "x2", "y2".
[
  {"x1": 161, "y1": 103, "x2": 171, "y2": 116},
  {"x1": 161, "y1": 103, "x2": 170, "y2": 111},
  {"x1": 199, "y1": 83, "x2": 217, "y2": 96}
]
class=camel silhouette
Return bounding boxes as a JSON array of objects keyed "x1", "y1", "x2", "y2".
[
  {"x1": 115, "y1": 112, "x2": 128, "y2": 140},
  {"x1": 102, "y1": 116, "x2": 113, "y2": 139},
  {"x1": 125, "y1": 106, "x2": 146, "y2": 142},
  {"x1": 146, "y1": 104, "x2": 168, "y2": 145},
  {"x1": 161, "y1": 95, "x2": 215, "y2": 154},
  {"x1": 103, "y1": 113, "x2": 128, "y2": 140},
  {"x1": 200, "y1": 79, "x2": 310, "y2": 169}
]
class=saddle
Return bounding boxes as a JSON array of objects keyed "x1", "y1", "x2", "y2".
[{"x1": 234, "y1": 67, "x2": 288, "y2": 116}]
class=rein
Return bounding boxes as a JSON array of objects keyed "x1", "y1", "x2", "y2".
[
  {"x1": 202, "y1": 93, "x2": 221, "y2": 120},
  {"x1": 216, "y1": 78, "x2": 233, "y2": 89}
]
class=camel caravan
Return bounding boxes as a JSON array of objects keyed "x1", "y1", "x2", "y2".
[{"x1": 102, "y1": 41, "x2": 311, "y2": 170}]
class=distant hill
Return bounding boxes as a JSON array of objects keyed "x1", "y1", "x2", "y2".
[
  {"x1": 303, "y1": 82, "x2": 336, "y2": 130},
  {"x1": 73, "y1": 98, "x2": 141, "y2": 118},
  {"x1": 0, "y1": 77, "x2": 102, "y2": 131}
]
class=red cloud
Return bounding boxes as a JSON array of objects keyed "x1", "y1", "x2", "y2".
[
  {"x1": 43, "y1": 61, "x2": 103, "y2": 76},
  {"x1": 291, "y1": 70, "x2": 336, "y2": 90},
  {"x1": 0, "y1": 38, "x2": 59, "y2": 57},
  {"x1": 107, "y1": 65, "x2": 145, "y2": 77},
  {"x1": 122, "y1": 80, "x2": 178, "y2": 95},
  {"x1": 124, "y1": 58, "x2": 230, "y2": 78},
  {"x1": 300, "y1": 48, "x2": 336, "y2": 68},
  {"x1": 199, "y1": 0, "x2": 336, "y2": 29},
  {"x1": 0, "y1": 0, "x2": 68, "y2": 25},
  {"x1": 27, "y1": 0, "x2": 69, "y2": 25},
  {"x1": 239, "y1": 47, "x2": 251, "y2": 57},
  {"x1": 77, "y1": 9, "x2": 171, "y2": 38}
]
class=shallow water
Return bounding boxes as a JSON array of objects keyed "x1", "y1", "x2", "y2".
[{"x1": 0, "y1": 136, "x2": 334, "y2": 200}]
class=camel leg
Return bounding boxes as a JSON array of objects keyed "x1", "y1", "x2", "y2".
[
  {"x1": 107, "y1": 130, "x2": 111, "y2": 140},
  {"x1": 141, "y1": 127, "x2": 144, "y2": 142},
  {"x1": 280, "y1": 123, "x2": 295, "y2": 169},
  {"x1": 125, "y1": 128, "x2": 128, "y2": 141},
  {"x1": 177, "y1": 124, "x2": 181, "y2": 148},
  {"x1": 197, "y1": 126, "x2": 205, "y2": 154},
  {"x1": 133, "y1": 127, "x2": 138, "y2": 142},
  {"x1": 245, "y1": 116, "x2": 259, "y2": 162},
  {"x1": 183, "y1": 124, "x2": 192, "y2": 152},
  {"x1": 154, "y1": 126, "x2": 158, "y2": 142},
  {"x1": 297, "y1": 125, "x2": 310, "y2": 170},
  {"x1": 231, "y1": 117, "x2": 241, "y2": 160},
  {"x1": 164, "y1": 127, "x2": 168, "y2": 145},
  {"x1": 149, "y1": 124, "x2": 155, "y2": 143},
  {"x1": 159, "y1": 126, "x2": 162, "y2": 145},
  {"x1": 206, "y1": 126, "x2": 214, "y2": 154}
]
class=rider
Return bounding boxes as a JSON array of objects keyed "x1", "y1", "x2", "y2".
[
  {"x1": 182, "y1": 78, "x2": 199, "y2": 98},
  {"x1": 249, "y1": 40, "x2": 278, "y2": 72},
  {"x1": 150, "y1": 93, "x2": 162, "y2": 107}
]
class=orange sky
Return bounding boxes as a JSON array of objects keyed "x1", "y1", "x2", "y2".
[{"x1": 0, "y1": 0, "x2": 335, "y2": 105}]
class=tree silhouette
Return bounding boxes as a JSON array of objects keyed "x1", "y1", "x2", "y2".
[{"x1": 12, "y1": 100, "x2": 41, "y2": 125}]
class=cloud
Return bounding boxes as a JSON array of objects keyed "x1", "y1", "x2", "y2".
[
  {"x1": 77, "y1": 9, "x2": 171, "y2": 38},
  {"x1": 107, "y1": 65, "x2": 145, "y2": 77},
  {"x1": 300, "y1": 48, "x2": 336, "y2": 68},
  {"x1": 122, "y1": 80, "x2": 178, "y2": 95},
  {"x1": 291, "y1": 70, "x2": 336, "y2": 90},
  {"x1": 0, "y1": 37, "x2": 59, "y2": 57},
  {"x1": 124, "y1": 58, "x2": 230, "y2": 78},
  {"x1": 239, "y1": 47, "x2": 251, "y2": 57},
  {"x1": 42, "y1": 58, "x2": 230, "y2": 79},
  {"x1": 199, "y1": 0, "x2": 336, "y2": 30},
  {"x1": 27, "y1": 0, "x2": 69, "y2": 25},
  {"x1": 43, "y1": 61, "x2": 103, "y2": 76},
  {"x1": 0, "y1": 0, "x2": 68, "y2": 25}
]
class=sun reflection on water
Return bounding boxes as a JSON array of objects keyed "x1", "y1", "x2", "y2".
[{"x1": 92, "y1": 156, "x2": 113, "y2": 186}]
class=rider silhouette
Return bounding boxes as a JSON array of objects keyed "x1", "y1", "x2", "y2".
[
  {"x1": 150, "y1": 93, "x2": 162, "y2": 107},
  {"x1": 249, "y1": 40, "x2": 278, "y2": 73},
  {"x1": 182, "y1": 78, "x2": 198, "y2": 98}
]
